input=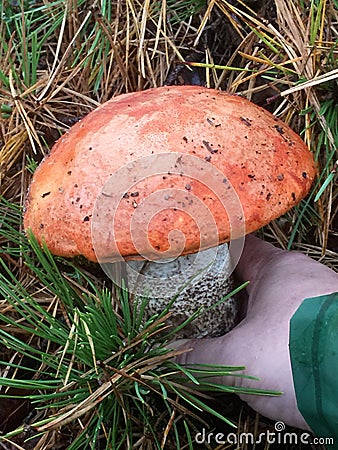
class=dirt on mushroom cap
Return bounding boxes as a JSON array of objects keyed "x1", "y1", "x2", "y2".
[{"x1": 24, "y1": 86, "x2": 316, "y2": 262}]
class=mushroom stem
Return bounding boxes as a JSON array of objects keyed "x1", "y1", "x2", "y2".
[{"x1": 126, "y1": 242, "x2": 238, "y2": 338}]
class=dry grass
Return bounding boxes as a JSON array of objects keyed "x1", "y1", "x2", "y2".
[
  {"x1": 0, "y1": 0, "x2": 337, "y2": 448},
  {"x1": 1, "y1": 0, "x2": 337, "y2": 249}
]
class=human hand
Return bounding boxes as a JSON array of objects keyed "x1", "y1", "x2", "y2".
[{"x1": 174, "y1": 235, "x2": 338, "y2": 431}]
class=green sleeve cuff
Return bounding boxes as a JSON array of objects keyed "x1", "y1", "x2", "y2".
[{"x1": 289, "y1": 292, "x2": 338, "y2": 447}]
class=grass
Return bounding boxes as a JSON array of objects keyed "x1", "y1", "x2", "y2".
[{"x1": 0, "y1": 0, "x2": 337, "y2": 448}]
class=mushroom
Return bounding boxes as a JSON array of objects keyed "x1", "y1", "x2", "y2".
[{"x1": 24, "y1": 86, "x2": 316, "y2": 338}]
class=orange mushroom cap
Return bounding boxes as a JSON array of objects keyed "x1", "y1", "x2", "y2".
[{"x1": 24, "y1": 86, "x2": 316, "y2": 262}]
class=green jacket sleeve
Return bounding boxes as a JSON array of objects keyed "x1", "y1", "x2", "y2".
[{"x1": 289, "y1": 292, "x2": 338, "y2": 448}]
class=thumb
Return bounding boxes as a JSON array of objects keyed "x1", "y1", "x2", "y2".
[{"x1": 172, "y1": 333, "x2": 246, "y2": 387}]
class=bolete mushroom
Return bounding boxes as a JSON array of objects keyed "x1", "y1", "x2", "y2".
[{"x1": 24, "y1": 86, "x2": 316, "y2": 338}]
